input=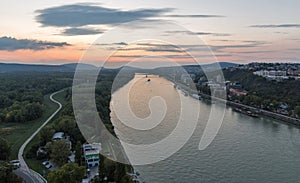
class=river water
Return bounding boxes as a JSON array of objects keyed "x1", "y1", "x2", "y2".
[{"x1": 110, "y1": 74, "x2": 300, "y2": 183}]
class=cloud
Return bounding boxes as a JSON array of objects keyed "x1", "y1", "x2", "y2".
[
  {"x1": 96, "y1": 42, "x2": 128, "y2": 46},
  {"x1": 36, "y1": 4, "x2": 224, "y2": 27},
  {"x1": 184, "y1": 41, "x2": 268, "y2": 52},
  {"x1": 99, "y1": 40, "x2": 269, "y2": 55},
  {"x1": 0, "y1": 36, "x2": 70, "y2": 51},
  {"x1": 163, "y1": 15, "x2": 224, "y2": 18},
  {"x1": 62, "y1": 27, "x2": 104, "y2": 35},
  {"x1": 118, "y1": 43, "x2": 190, "y2": 53},
  {"x1": 165, "y1": 30, "x2": 231, "y2": 37},
  {"x1": 111, "y1": 53, "x2": 232, "y2": 59},
  {"x1": 109, "y1": 41, "x2": 267, "y2": 54},
  {"x1": 274, "y1": 32, "x2": 288, "y2": 34},
  {"x1": 230, "y1": 50, "x2": 273, "y2": 54},
  {"x1": 212, "y1": 33, "x2": 232, "y2": 37},
  {"x1": 250, "y1": 24, "x2": 300, "y2": 28},
  {"x1": 288, "y1": 48, "x2": 300, "y2": 51},
  {"x1": 36, "y1": 4, "x2": 172, "y2": 27}
]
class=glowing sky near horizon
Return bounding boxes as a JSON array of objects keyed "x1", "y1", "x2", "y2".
[{"x1": 0, "y1": 0, "x2": 299, "y2": 65}]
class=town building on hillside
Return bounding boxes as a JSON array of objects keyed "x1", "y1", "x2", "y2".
[
  {"x1": 229, "y1": 88, "x2": 248, "y2": 96},
  {"x1": 253, "y1": 70, "x2": 289, "y2": 81}
]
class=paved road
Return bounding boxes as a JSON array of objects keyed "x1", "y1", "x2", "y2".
[
  {"x1": 14, "y1": 169, "x2": 36, "y2": 183},
  {"x1": 16, "y1": 90, "x2": 63, "y2": 183}
]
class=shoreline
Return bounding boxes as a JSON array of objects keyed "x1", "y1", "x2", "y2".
[{"x1": 169, "y1": 79, "x2": 300, "y2": 127}]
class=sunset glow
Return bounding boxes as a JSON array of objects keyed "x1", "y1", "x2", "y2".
[{"x1": 0, "y1": 0, "x2": 299, "y2": 65}]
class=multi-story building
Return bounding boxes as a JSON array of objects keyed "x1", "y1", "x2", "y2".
[
  {"x1": 83, "y1": 143, "x2": 101, "y2": 167},
  {"x1": 253, "y1": 70, "x2": 288, "y2": 81}
]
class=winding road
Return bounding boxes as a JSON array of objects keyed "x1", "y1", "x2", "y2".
[{"x1": 14, "y1": 90, "x2": 63, "y2": 183}]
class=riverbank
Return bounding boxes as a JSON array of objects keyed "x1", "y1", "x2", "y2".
[
  {"x1": 172, "y1": 80, "x2": 300, "y2": 127},
  {"x1": 111, "y1": 74, "x2": 300, "y2": 182}
]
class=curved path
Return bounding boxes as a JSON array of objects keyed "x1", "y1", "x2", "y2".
[{"x1": 15, "y1": 90, "x2": 64, "y2": 183}]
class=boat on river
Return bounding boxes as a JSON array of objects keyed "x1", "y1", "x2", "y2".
[
  {"x1": 233, "y1": 107, "x2": 259, "y2": 118},
  {"x1": 191, "y1": 94, "x2": 202, "y2": 100}
]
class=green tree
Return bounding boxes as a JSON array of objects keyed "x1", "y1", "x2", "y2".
[
  {"x1": 47, "y1": 163, "x2": 85, "y2": 183},
  {"x1": 98, "y1": 155, "x2": 105, "y2": 180},
  {"x1": 114, "y1": 162, "x2": 126, "y2": 183},
  {"x1": 0, "y1": 161, "x2": 21, "y2": 183},
  {"x1": 49, "y1": 140, "x2": 70, "y2": 166},
  {"x1": 75, "y1": 141, "x2": 82, "y2": 166},
  {"x1": 103, "y1": 158, "x2": 116, "y2": 181},
  {"x1": 56, "y1": 116, "x2": 76, "y2": 138},
  {"x1": 294, "y1": 106, "x2": 300, "y2": 117},
  {"x1": 0, "y1": 137, "x2": 10, "y2": 160},
  {"x1": 121, "y1": 174, "x2": 133, "y2": 183},
  {"x1": 39, "y1": 126, "x2": 55, "y2": 146}
]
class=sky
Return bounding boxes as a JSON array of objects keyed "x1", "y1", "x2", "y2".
[{"x1": 0, "y1": 0, "x2": 299, "y2": 65}]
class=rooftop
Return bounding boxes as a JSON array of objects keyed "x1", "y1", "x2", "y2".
[{"x1": 52, "y1": 132, "x2": 64, "y2": 140}]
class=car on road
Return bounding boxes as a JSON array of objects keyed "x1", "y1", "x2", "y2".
[
  {"x1": 10, "y1": 160, "x2": 20, "y2": 169},
  {"x1": 42, "y1": 161, "x2": 52, "y2": 169}
]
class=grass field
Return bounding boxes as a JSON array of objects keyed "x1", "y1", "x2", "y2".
[
  {"x1": 0, "y1": 92, "x2": 63, "y2": 160},
  {"x1": 23, "y1": 89, "x2": 68, "y2": 174}
]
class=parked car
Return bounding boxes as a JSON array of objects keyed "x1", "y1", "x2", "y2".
[
  {"x1": 45, "y1": 164, "x2": 52, "y2": 169},
  {"x1": 42, "y1": 160, "x2": 49, "y2": 166},
  {"x1": 10, "y1": 160, "x2": 20, "y2": 169},
  {"x1": 42, "y1": 160, "x2": 52, "y2": 169}
]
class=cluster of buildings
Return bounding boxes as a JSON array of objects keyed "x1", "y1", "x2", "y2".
[
  {"x1": 227, "y1": 82, "x2": 248, "y2": 97},
  {"x1": 50, "y1": 132, "x2": 102, "y2": 169},
  {"x1": 233, "y1": 62, "x2": 300, "y2": 81},
  {"x1": 253, "y1": 70, "x2": 289, "y2": 81},
  {"x1": 37, "y1": 132, "x2": 72, "y2": 159},
  {"x1": 235, "y1": 62, "x2": 299, "y2": 71}
]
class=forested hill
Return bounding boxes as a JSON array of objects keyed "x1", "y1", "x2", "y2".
[
  {"x1": 0, "y1": 63, "x2": 97, "y2": 73},
  {"x1": 0, "y1": 72, "x2": 74, "y2": 123},
  {"x1": 223, "y1": 69, "x2": 300, "y2": 115}
]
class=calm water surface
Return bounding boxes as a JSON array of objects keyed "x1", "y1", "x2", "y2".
[{"x1": 110, "y1": 74, "x2": 300, "y2": 183}]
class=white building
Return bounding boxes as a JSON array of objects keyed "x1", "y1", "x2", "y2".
[
  {"x1": 83, "y1": 143, "x2": 101, "y2": 168},
  {"x1": 253, "y1": 70, "x2": 288, "y2": 81}
]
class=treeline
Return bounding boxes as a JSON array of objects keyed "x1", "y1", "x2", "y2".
[
  {"x1": 0, "y1": 72, "x2": 73, "y2": 123},
  {"x1": 25, "y1": 69, "x2": 134, "y2": 183},
  {"x1": 223, "y1": 69, "x2": 300, "y2": 116},
  {"x1": 96, "y1": 69, "x2": 135, "y2": 133},
  {"x1": 0, "y1": 137, "x2": 22, "y2": 182},
  {"x1": 94, "y1": 70, "x2": 134, "y2": 183}
]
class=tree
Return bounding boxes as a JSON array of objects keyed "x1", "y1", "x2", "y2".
[
  {"x1": 294, "y1": 106, "x2": 300, "y2": 117},
  {"x1": 0, "y1": 137, "x2": 10, "y2": 161},
  {"x1": 47, "y1": 163, "x2": 85, "y2": 183},
  {"x1": 49, "y1": 140, "x2": 70, "y2": 166},
  {"x1": 75, "y1": 141, "x2": 82, "y2": 166},
  {"x1": 114, "y1": 162, "x2": 126, "y2": 183},
  {"x1": 0, "y1": 161, "x2": 21, "y2": 183},
  {"x1": 98, "y1": 155, "x2": 105, "y2": 180},
  {"x1": 39, "y1": 126, "x2": 55, "y2": 146},
  {"x1": 56, "y1": 116, "x2": 76, "y2": 134},
  {"x1": 121, "y1": 174, "x2": 134, "y2": 183},
  {"x1": 103, "y1": 158, "x2": 116, "y2": 181}
]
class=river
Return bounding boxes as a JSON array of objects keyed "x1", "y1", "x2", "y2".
[{"x1": 110, "y1": 74, "x2": 300, "y2": 183}]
